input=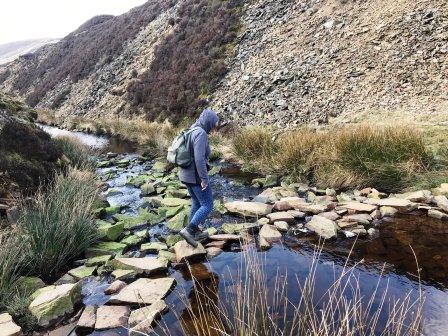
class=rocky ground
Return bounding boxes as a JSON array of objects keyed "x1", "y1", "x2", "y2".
[{"x1": 6, "y1": 150, "x2": 447, "y2": 336}]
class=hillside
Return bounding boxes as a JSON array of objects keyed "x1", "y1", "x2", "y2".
[
  {"x1": 0, "y1": 38, "x2": 59, "y2": 65},
  {"x1": 0, "y1": 0, "x2": 446, "y2": 127}
]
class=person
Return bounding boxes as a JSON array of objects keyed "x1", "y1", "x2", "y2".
[{"x1": 179, "y1": 108, "x2": 219, "y2": 247}]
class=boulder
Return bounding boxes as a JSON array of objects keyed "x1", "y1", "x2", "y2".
[
  {"x1": 174, "y1": 241, "x2": 207, "y2": 262},
  {"x1": 225, "y1": 201, "x2": 273, "y2": 217},
  {"x1": 54, "y1": 273, "x2": 77, "y2": 285},
  {"x1": 105, "y1": 280, "x2": 127, "y2": 295},
  {"x1": 68, "y1": 265, "x2": 96, "y2": 280},
  {"x1": 428, "y1": 209, "x2": 448, "y2": 221},
  {"x1": 434, "y1": 195, "x2": 448, "y2": 213},
  {"x1": 0, "y1": 313, "x2": 21, "y2": 336},
  {"x1": 29, "y1": 283, "x2": 82, "y2": 326},
  {"x1": 340, "y1": 202, "x2": 377, "y2": 213},
  {"x1": 108, "y1": 278, "x2": 176, "y2": 305},
  {"x1": 274, "y1": 221, "x2": 289, "y2": 232},
  {"x1": 259, "y1": 224, "x2": 282, "y2": 243},
  {"x1": 86, "y1": 241, "x2": 127, "y2": 257},
  {"x1": 111, "y1": 257, "x2": 168, "y2": 275},
  {"x1": 97, "y1": 221, "x2": 125, "y2": 241},
  {"x1": 305, "y1": 215, "x2": 338, "y2": 239},
  {"x1": 120, "y1": 235, "x2": 144, "y2": 246},
  {"x1": 76, "y1": 306, "x2": 96, "y2": 334},
  {"x1": 266, "y1": 211, "x2": 295, "y2": 223},
  {"x1": 273, "y1": 200, "x2": 293, "y2": 211},
  {"x1": 95, "y1": 305, "x2": 130, "y2": 330},
  {"x1": 129, "y1": 300, "x2": 168, "y2": 335}
]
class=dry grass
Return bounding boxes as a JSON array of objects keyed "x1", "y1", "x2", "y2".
[
  {"x1": 54, "y1": 135, "x2": 95, "y2": 170},
  {"x1": 163, "y1": 244, "x2": 423, "y2": 336},
  {"x1": 232, "y1": 124, "x2": 445, "y2": 192}
]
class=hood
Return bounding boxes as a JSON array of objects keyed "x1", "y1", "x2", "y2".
[{"x1": 192, "y1": 108, "x2": 219, "y2": 134}]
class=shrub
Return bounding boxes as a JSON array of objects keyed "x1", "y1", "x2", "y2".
[
  {"x1": 18, "y1": 169, "x2": 99, "y2": 279},
  {"x1": 54, "y1": 135, "x2": 95, "y2": 170},
  {"x1": 127, "y1": 0, "x2": 243, "y2": 122}
]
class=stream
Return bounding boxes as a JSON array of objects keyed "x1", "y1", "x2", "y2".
[{"x1": 42, "y1": 125, "x2": 448, "y2": 336}]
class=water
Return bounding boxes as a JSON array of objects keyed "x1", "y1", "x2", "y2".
[{"x1": 41, "y1": 127, "x2": 448, "y2": 335}]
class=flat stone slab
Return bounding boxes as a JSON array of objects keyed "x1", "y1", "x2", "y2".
[
  {"x1": 305, "y1": 215, "x2": 338, "y2": 239},
  {"x1": 68, "y1": 265, "x2": 96, "y2": 280},
  {"x1": 209, "y1": 234, "x2": 240, "y2": 241},
  {"x1": 224, "y1": 201, "x2": 273, "y2": 217},
  {"x1": 129, "y1": 300, "x2": 167, "y2": 330},
  {"x1": 279, "y1": 197, "x2": 307, "y2": 209},
  {"x1": 434, "y1": 195, "x2": 448, "y2": 213},
  {"x1": 340, "y1": 202, "x2": 377, "y2": 213},
  {"x1": 428, "y1": 209, "x2": 448, "y2": 220},
  {"x1": 274, "y1": 221, "x2": 289, "y2": 232},
  {"x1": 206, "y1": 240, "x2": 227, "y2": 249},
  {"x1": 76, "y1": 306, "x2": 96, "y2": 334},
  {"x1": 108, "y1": 278, "x2": 176, "y2": 305},
  {"x1": 293, "y1": 203, "x2": 332, "y2": 214},
  {"x1": 368, "y1": 198, "x2": 417, "y2": 212},
  {"x1": 95, "y1": 305, "x2": 130, "y2": 330},
  {"x1": 206, "y1": 247, "x2": 223, "y2": 258},
  {"x1": 174, "y1": 240, "x2": 207, "y2": 262},
  {"x1": 0, "y1": 313, "x2": 21, "y2": 336},
  {"x1": 111, "y1": 257, "x2": 168, "y2": 275},
  {"x1": 266, "y1": 211, "x2": 295, "y2": 223}
]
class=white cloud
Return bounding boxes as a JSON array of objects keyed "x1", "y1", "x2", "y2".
[{"x1": 0, "y1": 0, "x2": 148, "y2": 44}]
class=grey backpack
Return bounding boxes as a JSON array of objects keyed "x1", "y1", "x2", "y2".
[{"x1": 167, "y1": 127, "x2": 199, "y2": 168}]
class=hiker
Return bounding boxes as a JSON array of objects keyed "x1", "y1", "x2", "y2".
[{"x1": 178, "y1": 108, "x2": 219, "y2": 247}]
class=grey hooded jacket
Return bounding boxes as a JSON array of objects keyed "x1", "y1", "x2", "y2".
[{"x1": 178, "y1": 108, "x2": 219, "y2": 186}]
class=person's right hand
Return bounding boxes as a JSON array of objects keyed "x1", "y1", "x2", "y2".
[{"x1": 201, "y1": 181, "x2": 208, "y2": 191}]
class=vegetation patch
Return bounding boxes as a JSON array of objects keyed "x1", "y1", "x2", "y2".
[{"x1": 127, "y1": 0, "x2": 243, "y2": 122}]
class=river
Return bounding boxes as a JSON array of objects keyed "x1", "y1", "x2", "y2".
[{"x1": 41, "y1": 125, "x2": 448, "y2": 336}]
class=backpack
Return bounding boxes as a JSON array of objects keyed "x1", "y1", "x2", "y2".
[{"x1": 166, "y1": 127, "x2": 200, "y2": 168}]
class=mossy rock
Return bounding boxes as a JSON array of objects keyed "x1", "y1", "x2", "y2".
[
  {"x1": 152, "y1": 160, "x2": 168, "y2": 172},
  {"x1": 120, "y1": 235, "x2": 144, "y2": 246},
  {"x1": 167, "y1": 211, "x2": 189, "y2": 232},
  {"x1": 116, "y1": 158, "x2": 131, "y2": 167},
  {"x1": 114, "y1": 209, "x2": 164, "y2": 229},
  {"x1": 86, "y1": 242, "x2": 127, "y2": 258},
  {"x1": 165, "y1": 234, "x2": 183, "y2": 247},
  {"x1": 141, "y1": 182, "x2": 156, "y2": 196},
  {"x1": 141, "y1": 242, "x2": 168, "y2": 253},
  {"x1": 97, "y1": 221, "x2": 124, "y2": 241},
  {"x1": 165, "y1": 188, "x2": 189, "y2": 199},
  {"x1": 68, "y1": 265, "x2": 96, "y2": 280},
  {"x1": 209, "y1": 165, "x2": 222, "y2": 176},
  {"x1": 97, "y1": 160, "x2": 111, "y2": 168},
  {"x1": 127, "y1": 175, "x2": 152, "y2": 187},
  {"x1": 158, "y1": 250, "x2": 176, "y2": 263},
  {"x1": 111, "y1": 269, "x2": 137, "y2": 281},
  {"x1": 161, "y1": 197, "x2": 191, "y2": 207},
  {"x1": 221, "y1": 223, "x2": 260, "y2": 234},
  {"x1": 85, "y1": 255, "x2": 112, "y2": 267},
  {"x1": 16, "y1": 276, "x2": 45, "y2": 294},
  {"x1": 213, "y1": 199, "x2": 227, "y2": 215}
]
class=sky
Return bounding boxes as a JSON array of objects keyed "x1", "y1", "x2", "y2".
[{"x1": 0, "y1": 0, "x2": 149, "y2": 44}]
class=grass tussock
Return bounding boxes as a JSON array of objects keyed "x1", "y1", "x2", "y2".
[
  {"x1": 172, "y1": 246, "x2": 423, "y2": 336},
  {"x1": 18, "y1": 168, "x2": 99, "y2": 279},
  {"x1": 232, "y1": 124, "x2": 446, "y2": 192},
  {"x1": 54, "y1": 135, "x2": 95, "y2": 170}
]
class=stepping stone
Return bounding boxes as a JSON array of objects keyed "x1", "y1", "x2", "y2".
[
  {"x1": 340, "y1": 202, "x2": 377, "y2": 213},
  {"x1": 428, "y1": 209, "x2": 448, "y2": 220},
  {"x1": 380, "y1": 206, "x2": 398, "y2": 217},
  {"x1": 292, "y1": 203, "x2": 332, "y2": 214},
  {"x1": 221, "y1": 222, "x2": 260, "y2": 234},
  {"x1": 111, "y1": 257, "x2": 168, "y2": 275},
  {"x1": 95, "y1": 305, "x2": 130, "y2": 330},
  {"x1": 85, "y1": 255, "x2": 112, "y2": 267},
  {"x1": 105, "y1": 280, "x2": 127, "y2": 295},
  {"x1": 267, "y1": 211, "x2": 295, "y2": 223},
  {"x1": 68, "y1": 265, "x2": 96, "y2": 280},
  {"x1": 279, "y1": 197, "x2": 307, "y2": 209},
  {"x1": 224, "y1": 201, "x2": 273, "y2": 217},
  {"x1": 0, "y1": 313, "x2": 21, "y2": 336},
  {"x1": 112, "y1": 269, "x2": 137, "y2": 281},
  {"x1": 161, "y1": 197, "x2": 191, "y2": 207},
  {"x1": 108, "y1": 278, "x2": 176, "y2": 305},
  {"x1": 318, "y1": 211, "x2": 340, "y2": 221},
  {"x1": 141, "y1": 242, "x2": 168, "y2": 253},
  {"x1": 76, "y1": 306, "x2": 97, "y2": 334},
  {"x1": 274, "y1": 221, "x2": 289, "y2": 232},
  {"x1": 339, "y1": 214, "x2": 372, "y2": 226},
  {"x1": 305, "y1": 215, "x2": 338, "y2": 239},
  {"x1": 209, "y1": 234, "x2": 240, "y2": 241},
  {"x1": 259, "y1": 224, "x2": 282, "y2": 243},
  {"x1": 174, "y1": 241, "x2": 207, "y2": 263},
  {"x1": 368, "y1": 198, "x2": 417, "y2": 212},
  {"x1": 158, "y1": 250, "x2": 176, "y2": 263},
  {"x1": 206, "y1": 240, "x2": 227, "y2": 249},
  {"x1": 129, "y1": 300, "x2": 167, "y2": 334},
  {"x1": 434, "y1": 195, "x2": 448, "y2": 213},
  {"x1": 86, "y1": 242, "x2": 127, "y2": 257},
  {"x1": 29, "y1": 283, "x2": 82, "y2": 326}
]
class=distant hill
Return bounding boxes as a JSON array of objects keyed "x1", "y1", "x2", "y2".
[
  {"x1": 0, "y1": 0, "x2": 446, "y2": 127},
  {"x1": 0, "y1": 38, "x2": 59, "y2": 65}
]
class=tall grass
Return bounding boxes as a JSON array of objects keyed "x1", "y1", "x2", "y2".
[
  {"x1": 54, "y1": 135, "x2": 95, "y2": 170},
  {"x1": 232, "y1": 124, "x2": 443, "y2": 192},
  {"x1": 18, "y1": 169, "x2": 99, "y2": 279},
  {"x1": 172, "y1": 245, "x2": 423, "y2": 336}
]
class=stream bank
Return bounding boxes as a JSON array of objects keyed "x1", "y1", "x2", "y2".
[{"x1": 29, "y1": 127, "x2": 448, "y2": 336}]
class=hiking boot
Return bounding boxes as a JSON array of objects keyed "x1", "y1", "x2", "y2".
[{"x1": 179, "y1": 227, "x2": 199, "y2": 248}]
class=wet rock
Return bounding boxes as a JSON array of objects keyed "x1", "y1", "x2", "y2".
[
  {"x1": 428, "y1": 209, "x2": 448, "y2": 220},
  {"x1": 76, "y1": 306, "x2": 97, "y2": 334},
  {"x1": 206, "y1": 247, "x2": 223, "y2": 258},
  {"x1": 68, "y1": 266, "x2": 96, "y2": 280},
  {"x1": 380, "y1": 206, "x2": 398, "y2": 217},
  {"x1": 221, "y1": 222, "x2": 260, "y2": 234},
  {"x1": 316, "y1": 211, "x2": 339, "y2": 221},
  {"x1": 108, "y1": 278, "x2": 176, "y2": 305},
  {"x1": 206, "y1": 240, "x2": 227, "y2": 249},
  {"x1": 174, "y1": 241, "x2": 207, "y2": 262},
  {"x1": 274, "y1": 221, "x2": 289, "y2": 232},
  {"x1": 111, "y1": 257, "x2": 168, "y2": 275},
  {"x1": 141, "y1": 196, "x2": 163, "y2": 208},
  {"x1": 161, "y1": 197, "x2": 191, "y2": 207},
  {"x1": 259, "y1": 224, "x2": 282, "y2": 243},
  {"x1": 267, "y1": 211, "x2": 295, "y2": 223},
  {"x1": 158, "y1": 250, "x2": 176, "y2": 263},
  {"x1": 305, "y1": 215, "x2": 338, "y2": 239},
  {"x1": 434, "y1": 195, "x2": 448, "y2": 213},
  {"x1": 401, "y1": 190, "x2": 433, "y2": 203},
  {"x1": 213, "y1": 199, "x2": 228, "y2": 214},
  {"x1": 85, "y1": 255, "x2": 112, "y2": 267},
  {"x1": 167, "y1": 211, "x2": 188, "y2": 232},
  {"x1": 369, "y1": 198, "x2": 417, "y2": 212},
  {"x1": 54, "y1": 273, "x2": 77, "y2": 285},
  {"x1": 0, "y1": 313, "x2": 21, "y2": 336},
  {"x1": 97, "y1": 221, "x2": 124, "y2": 241},
  {"x1": 120, "y1": 235, "x2": 144, "y2": 246},
  {"x1": 29, "y1": 283, "x2": 82, "y2": 326},
  {"x1": 340, "y1": 202, "x2": 377, "y2": 213},
  {"x1": 224, "y1": 201, "x2": 273, "y2": 217},
  {"x1": 141, "y1": 242, "x2": 168, "y2": 253},
  {"x1": 111, "y1": 269, "x2": 137, "y2": 281},
  {"x1": 205, "y1": 227, "x2": 218, "y2": 236},
  {"x1": 339, "y1": 214, "x2": 372, "y2": 226},
  {"x1": 347, "y1": 226, "x2": 367, "y2": 236},
  {"x1": 141, "y1": 182, "x2": 156, "y2": 196},
  {"x1": 209, "y1": 234, "x2": 240, "y2": 241},
  {"x1": 95, "y1": 305, "x2": 130, "y2": 330},
  {"x1": 165, "y1": 234, "x2": 183, "y2": 247},
  {"x1": 293, "y1": 203, "x2": 332, "y2": 214},
  {"x1": 371, "y1": 209, "x2": 382, "y2": 220},
  {"x1": 115, "y1": 209, "x2": 164, "y2": 229},
  {"x1": 105, "y1": 280, "x2": 127, "y2": 295},
  {"x1": 86, "y1": 241, "x2": 127, "y2": 257},
  {"x1": 129, "y1": 300, "x2": 168, "y2": 335}
]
